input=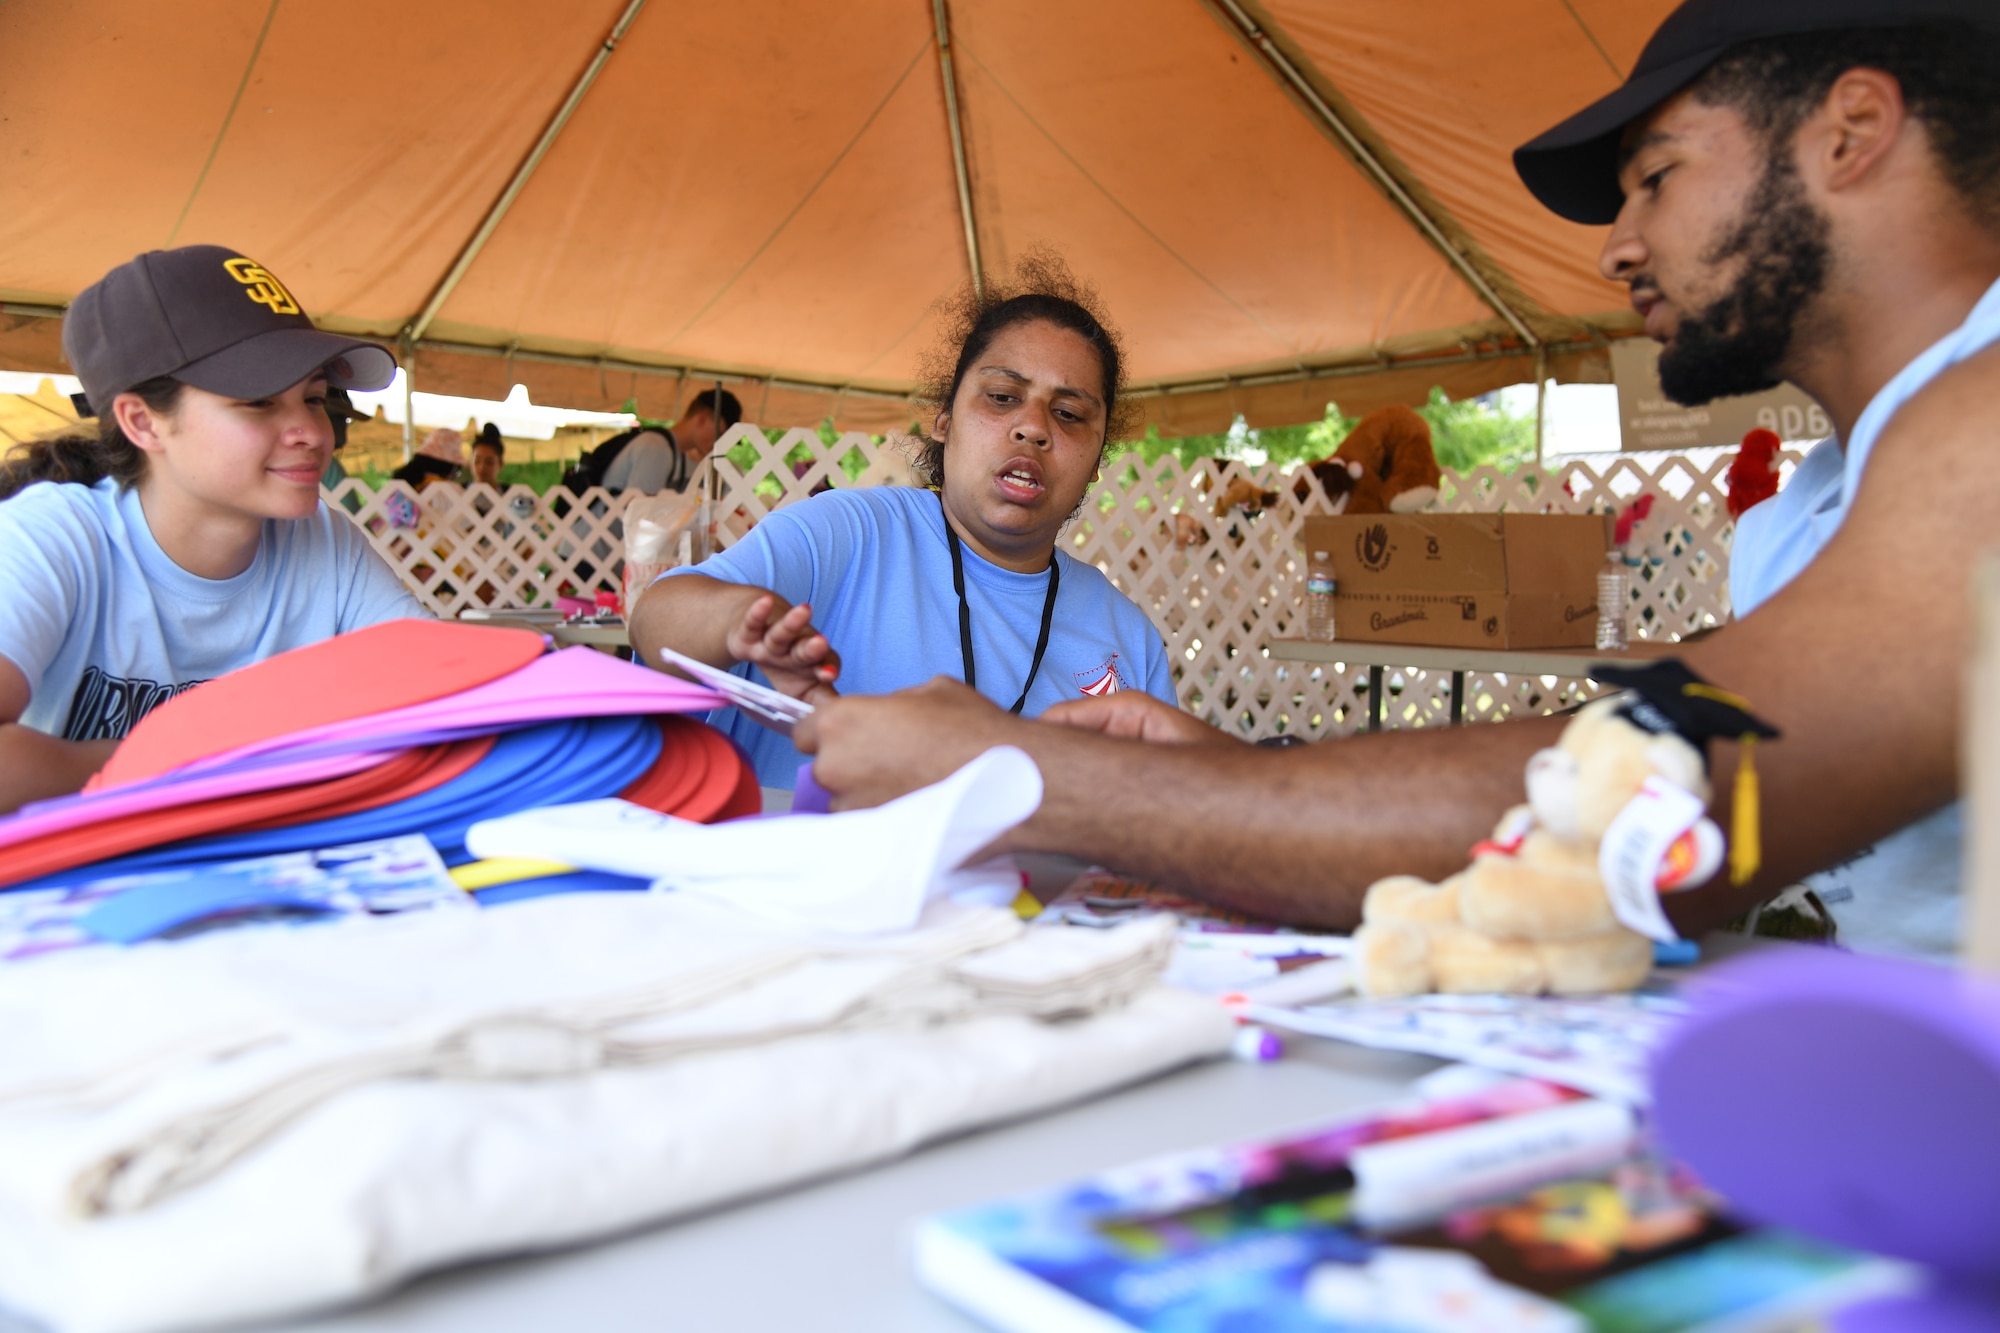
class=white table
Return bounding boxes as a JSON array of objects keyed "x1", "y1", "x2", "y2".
[
  {"x1": 249, "y1": 1040, "x2": 1443, "y2": 1333},
  {"x1": 545, "y1": 621, "x2": 632, "y2": 651},
  {"x1": 1268, "y1": 638, "x2": 1675, "y2": 730},
  {"x1": 458, "y1": 613, "x2": 632, "y2": 655}
]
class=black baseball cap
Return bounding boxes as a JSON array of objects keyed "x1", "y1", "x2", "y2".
[
  {"x1": 324, "y1": 387, "x2": 372, "y2": 424},
  {"x1": 1514, "y1": 0, "x2": 2000, "y2": 225},
  {"x1": 62, "y1": 245, "x2": 395, "y2": 415}
]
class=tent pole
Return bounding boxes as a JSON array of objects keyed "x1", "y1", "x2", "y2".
[
  {"x1": 401, "y1": 0, "x2": 650, "y2": 346},
  {"x1": 419, "y1": 328, "x2": 1591, "y2": 409},
  {"x1": 400, "y1": 344, "x2": 415, "y2": 463},
  {"x1": 931, "y1": 0, "x2": 984, "y2": 300},
  {"x1": 1534, "y1": 345, "x2": 1548, "y2": 466},
  {"x1": 1210, "y1": 0, "x2": 1539, "y2": 354},
  {"x1": 419, "y1": 336, "x2": 911, "y2": 403},
  {"x1": 1131, "y1": 337, "x2": 1574, "y2": 400}
]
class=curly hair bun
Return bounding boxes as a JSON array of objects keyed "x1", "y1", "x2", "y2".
[{"x1": 909, "y1": 248, "x2": 1134, "y2": 488}]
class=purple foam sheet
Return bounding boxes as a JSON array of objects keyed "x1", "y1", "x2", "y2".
[
  {"x1": 1833, "y1": 1284, "x2": 2000, "y2": 1333},
  {"x1": 1651, "y1": 947, "x2": 2000, "y2": 1315}
]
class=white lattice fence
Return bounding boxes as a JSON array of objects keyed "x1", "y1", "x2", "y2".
[
  {"x1": 1063, "y1": 445, "x2": 1794, "y2": 741},
  {"x1": 332, "y1": 426, "x2": 1797, "y2": 741},
  {"x1": 325, "y1": 479, "x2": 635, "y2": 617}
]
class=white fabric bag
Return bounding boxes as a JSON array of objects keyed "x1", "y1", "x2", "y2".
[{"x1": 0, "y1": 896, "x2": 1227, "y2": 1333}]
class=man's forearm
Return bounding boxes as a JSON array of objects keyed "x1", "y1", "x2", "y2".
[
  {"x1": 0, "y1": 724, "x2": 115, "y2": 815},
  {"x1": 997, "y1": 716, "x2": 1560, "y2": 928},
  {"x1": 628, "y1": 574, "x2": 762, "y2": 670},
  {"x1": 803, "y1": 684, "x2": 1563, "y2": 930}
]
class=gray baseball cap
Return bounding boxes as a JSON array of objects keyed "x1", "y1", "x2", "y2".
[
  {"x1": 62, "y1": 245, "x2": 396, "y2": 414},
  {"x1": 1514, "y1": 0, "x2": 2000, "y2": 225}
]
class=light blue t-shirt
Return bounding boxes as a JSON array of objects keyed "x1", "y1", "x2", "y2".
[
  {"x1": 663, "y1": 487, "x2": 1178, "y2": 788},
  {"x1": 0, "y1": 479, "x2": 425, "y2": 741},
  {"x1": 1731, "y1": 275, "x2": 2000, "y2": 616},
  {"x1": 1725, "y1": 275, "x2": 2000, "y2": 960}
]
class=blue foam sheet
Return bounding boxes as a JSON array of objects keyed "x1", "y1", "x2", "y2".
[{"x1": 11, "y1": 716, "x2": 663, "y2": 893}]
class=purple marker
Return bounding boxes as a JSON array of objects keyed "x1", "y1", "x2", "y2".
[
  {"x1": 1230, "y1": 1024, "x2": 1284, "y2": 1063},
  {"x1": 792, "y1": 762, "x2": 832, "y2": 815}
]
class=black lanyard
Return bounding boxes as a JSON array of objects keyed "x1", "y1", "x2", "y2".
[{"x1": 942, "y1": 499, "x2": 1060, "y2": 715}]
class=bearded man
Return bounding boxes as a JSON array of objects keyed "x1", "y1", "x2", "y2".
[{"x1": 793, "y1": 0, "x2": 2000, "y2": 960}]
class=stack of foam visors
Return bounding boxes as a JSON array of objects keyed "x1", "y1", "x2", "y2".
[{"x1": 0, "y1": 620, "x2": 755, "y2": 914}]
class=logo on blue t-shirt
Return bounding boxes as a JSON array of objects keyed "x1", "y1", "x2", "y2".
[
  {"x1": 1074, "y1": 654, "x2": 1128, "y2": 698},
  {"x1": 62, "y1": 666, "x2": 205, "y2": 742}
]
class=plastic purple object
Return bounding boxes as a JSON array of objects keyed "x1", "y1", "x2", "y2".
[
  {"x1": 791, "y1": 763, "x2": 832, "y2": 815},
  {"x1": 1834, "y1": 1285, "x2": 2000, "y2": 1333},
  {"x1": 1651, "y1": 948, "x2": 2000, "y2": 1321}
]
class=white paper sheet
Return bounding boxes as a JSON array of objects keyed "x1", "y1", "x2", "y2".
[
  {"x1": 464, "y1": 746, "x2": 1043, "y2": 933},
  {"x1": 1240, "y1": 989, "x2": 1687, "y2": 1105}
]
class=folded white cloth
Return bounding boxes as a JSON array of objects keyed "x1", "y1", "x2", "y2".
[
  {"x1": 464, "y1": 745, "x2": 1044, "y2": 933},
  {"x1": 0, "y1": 895, "x2": 1227, "y2": 1333}
]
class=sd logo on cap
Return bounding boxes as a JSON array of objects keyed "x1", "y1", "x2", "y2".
[{"x1": 221, "y1": 258, "x2": 302, "y2": 316}]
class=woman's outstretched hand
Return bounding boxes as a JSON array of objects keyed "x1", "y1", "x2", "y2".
[
  {"x1": 1039, "y1": 692, "x2": 1237, "y2": 746},
  {"x1": 724, "y1": 592, "x2": 842, "y2": 702}
]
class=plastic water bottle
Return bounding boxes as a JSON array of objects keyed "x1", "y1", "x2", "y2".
[
  {"x1": 1306, "y1": 549, "x2": 1338, "y2": 643},
  {"x1": 1595, "y1": 552, "x2": 1630, "y2": 651}
]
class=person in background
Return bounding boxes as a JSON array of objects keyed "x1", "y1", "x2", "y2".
[
  {"x1": 0, "y1": 245, "x2": 424, "y2": 814},
  {"x1": 601, "y1": 388, "x2": 741, "y2": 496},
  {"x1": 793, "y1": 0, "x2": 2000, "y2": 961},
  {"x1": 391, "y1": 428, "x2": 465, "y2": 490},
  {"x1": 466, "y1": 422, "x2": 531, "y2": 535},
  {"x1": 631, "y1": 257, "x2": 1178, "y2": 791},
  {"x1": 317, "y1": 387, "x2": 370, "y2": 491},
  {"x1": 470, "y1": 422, "x2": 504, "y2": 489}
]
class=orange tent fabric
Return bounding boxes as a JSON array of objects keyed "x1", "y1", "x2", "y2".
[{"x1": 0, "y1": 1, "x2": 1669, "y2": 434}]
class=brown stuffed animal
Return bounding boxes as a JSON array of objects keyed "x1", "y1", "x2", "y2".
[
  {"x1": 1296, "y1": 402, "x2": 1440, "y2": 510},
  {"x1": 1299, "y1": 405, "x2": 1442, "y2": 515},
  {"x1": 1299, "y1": 457, "x2": 1361, "y2": 512},
  {"x1": 1212, "y1": 476, "x2": 1280, "y2": 519},
  {"x1": 1337, "y1": 404, "x2": 1442, "y2": 514}
]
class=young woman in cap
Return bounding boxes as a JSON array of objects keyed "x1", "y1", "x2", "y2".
[
  {"x1": 630, "y1": 254, "x2": 1178, "y2": 791},
  {"x1": 0, "y1": 244, "x2": 424, "y2": 813}
]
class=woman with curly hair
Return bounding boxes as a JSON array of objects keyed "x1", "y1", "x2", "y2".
[{"x1": 631, "y1": 256, "x2": 1176, "y2": 791}]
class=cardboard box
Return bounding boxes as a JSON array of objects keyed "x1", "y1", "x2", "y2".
[{"x1": 1300, "y1": 513, "x2": 1612, "y2": 649}]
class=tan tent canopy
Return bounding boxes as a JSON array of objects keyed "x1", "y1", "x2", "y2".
[{"x1": 0, "y1": 0, "x2": 1670, "y2": 435}]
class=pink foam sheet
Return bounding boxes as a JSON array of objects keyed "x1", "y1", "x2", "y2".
[{"x1": 171, "y1": 648, "x2": 724, "y2": 780}]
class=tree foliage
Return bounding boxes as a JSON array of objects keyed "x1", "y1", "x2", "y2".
[{"x1": 1119, "y1": 386, "x2": 1537, "y2": 474}]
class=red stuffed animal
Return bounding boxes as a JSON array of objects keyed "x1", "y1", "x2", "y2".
[{"x1": 1725, "y1": 428, "x2": 1782, "y2": 519}]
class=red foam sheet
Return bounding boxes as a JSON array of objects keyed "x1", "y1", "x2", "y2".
[
  {"x1": 616, "y1": 717, "x2": 715, "y2": 814},
  {"x1": 713, "y1": 749, "x2": 764, "y2": 823},
  {"x1": 617, "y1": 718, "x2": 759, "y2": 824},
  {"x1": 1, "y1": 738, "x2": 492, "y2": 888}
]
